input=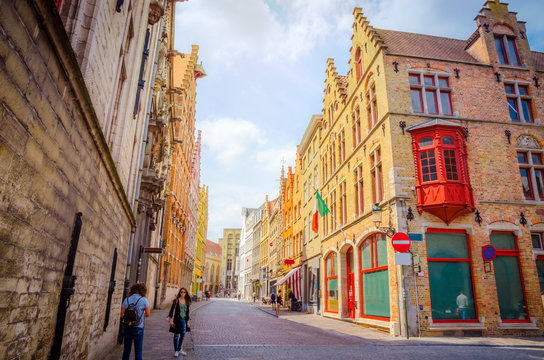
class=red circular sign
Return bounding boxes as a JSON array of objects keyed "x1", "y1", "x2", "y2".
[{"x1": 391, "y1": 232, "x2": 411, "y2": 253}]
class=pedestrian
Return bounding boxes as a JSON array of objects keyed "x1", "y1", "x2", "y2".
[
  {"x1": 253, "y1": 291, "x2": 257, "y2": 302},
  {"x1": 121, "y1": 283, "x2": 150, "y2": 360},
  {"x1": 237, "y1": 290, "x2": 241, "y2": 300},
  {"x1": 206, "y1": 290, "x2": 210, "y2": 301},
  {"x1": 168, "y1": 287, "x2": 192, "y2": 357},
  {"x1": 270, "y1": 291, "x2": 276, "y2": 309},
  {"x1": 456, "y1": 290, "x2": 468, "y2": 320},
  {"x1": 288, "y1": 290, "x2": 297, "y2": 311},
  {"x1": 276, "y1": 291, "x2": 282, "y2": 315}
]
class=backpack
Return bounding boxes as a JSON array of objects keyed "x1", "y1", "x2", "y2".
[{"x1": 122, "y1": 296, "x2": 142, "y2": 327}]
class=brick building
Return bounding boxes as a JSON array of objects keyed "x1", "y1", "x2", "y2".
[{"x1": 316, "y1": 0, "x2": 543, "y2": 336}]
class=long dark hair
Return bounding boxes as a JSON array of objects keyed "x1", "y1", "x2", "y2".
[{"x1": 176, "y1": 287, "x2": 192, "y2": 305}]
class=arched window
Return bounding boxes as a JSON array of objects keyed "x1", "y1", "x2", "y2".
[
  {"x1": 325, "y1": 253, "x2": 338, "y2": 313},
  {"x1": 355, "y1": 47, "x2": 363, "y2": 82},
  {"x1": 359, "y1": 234, "x2": 389, "y2": 319}
]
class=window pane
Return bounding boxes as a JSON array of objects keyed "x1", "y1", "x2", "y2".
[
  {"x1": 494, "y1": 256, "x2": 527, "y2": 320},
  {"x1": 504, "y1": 84, "x2": 515, "y2": 94},
  {"x1": 423, "y1": 76, "x2": 434, "y2": 86},
  {"x1": 535, "y1": 170, "x2": 544, "y2": 199},
  {"x1": 440, "y1": 92, "x2": 452, "y2": 115},
  {"x1": 411, "y1": 89, "x2": 423, "y2": 112},
  {"x1": 507, "y1": 98, "x2": 519, "y2": 120},
  {"x1": 495, "y1": 37, "x2": 507, "y2": 64},
  {"x1": 519, "y1": 168, "x2": 534, "y2": 200},
  {"x1": 507, "y1": 39, "x2": 520, "y2": 66},
  {"x1": 438, "y1": 77, "x2": 448, "y2": 88},
  {"x1": 532, "y1": 154, "x2": 542, "y2": 165},
  {"x1": 518, "y1": 86, "x2": 528, "y2": 96},
  {"x1": 361, "y1": 240, "x2": 372, "y2": 270},
  {"x1": 521, "y1": 100, "x2": 533, "y2": 122},
  {"x1": 428, "y1": 262, "x2": 476, "y2": 320},
  {"x1": 377, "y1": 234, "x2": 387, "y2": 267},
  {"x1": 347, "y1": 250, "x2": 354, "y2": 273},
  {"x1": 426, "y1": 90, "x2": 438, "y2": 114},
  {"x1": 532, "y1": 234, "x2": 543, "y2": 249},
  {"x1": 420, "y1": 150, "x2": 437, "y2": 182},
  {"x1": 444, "y1": 149, "x2": 459, "y2": 181},
  {"x1": 442, "y1": 136, "x2": 454, "y2": 145},
  {"x1": 419, "y1": 137, "x2": 433, "y2": 147},
  {"x1": 537, "y1": 260, "x2": 544, "y2": 295},
  {"x1": 363, "y1": 269, "x2": 390, "y2": 317},
  {"x1": 327, "y1": 278, "x2": 339, "y2": 312},
  {"x1": 427, "y1": 232, "x2": 469, "y2": 258},
  {"x1": 490, "y1": 232, "x2": 516, "y2": 250},
  {"x1": 409, "y1": 75, "x2": 420, "y2": 85},
  {"x1": 517, "y1": 152, "x2": 527, "y2": 164}
]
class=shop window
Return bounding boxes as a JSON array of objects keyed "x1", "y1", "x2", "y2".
[
  {"x1": 490, "y1": 232, "x2": 529, "y2": 322},
  {"x1": 407, "y1": 121, "x2": 474, "y2": 224},
  {"x1": 495, "y1": 35, "x2": 520, "y2": 66},
  {"x1": 325, "y1": 253, "x2": 338, "y2": 313},
  {"x1": 505, "y1": 82, "x2": 533, "y2": 123},
  {"x1": 359, "y1": 234, "x2": 390, "y2": 318},
  {"x1": 409, "y1": 72, "x2": 452, "y2": 115},
  {"x1": 426, "y1": 230, "x2": 477, "y2": 322}
]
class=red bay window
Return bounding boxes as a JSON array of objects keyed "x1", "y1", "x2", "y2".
[{"x1": 407, "y1": 119, "x2": 474, "y2": 224}]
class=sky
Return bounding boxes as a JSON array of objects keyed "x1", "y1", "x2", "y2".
[{"x1": 173, "y1": 0, "x2": 544, "y2": 243}]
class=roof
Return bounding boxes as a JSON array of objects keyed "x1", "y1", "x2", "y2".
[
  {"x1": 337, "y1": 75, "x2": 348, "y2": 96},
  {"x1": 268, "y1": 198, "x2": 278, "y2": 214},
  {"x1": 374, "y1": 29, "x2": 478, "y2": 63},
  {"x1": 531, "y1": 51, "x2": 544, "y2": 72},
  {"x1": 406, "y1": 118, "x2": 463, "y2": 132},
  {"x1": 205, "y1": 240, "x2": 222, "y2": 257}
]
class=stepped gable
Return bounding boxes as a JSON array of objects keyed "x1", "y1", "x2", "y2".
[
  {"x1": 352, "y1": 8, "x2": 387, "y2": 51},
  {"x1": 336, "y1": 75, "x2": 348, "y2": 99},
  {"x1": 374, "y1": 28, "x2": 479, "y2": 63}
]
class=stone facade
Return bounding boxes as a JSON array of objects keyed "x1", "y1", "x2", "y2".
[
  {"x1": 218, "y1": 228, "x2": 241, "y2": 296},
  {"x1": 203, "y1": 240, "x2": 222, "y2": 295}
]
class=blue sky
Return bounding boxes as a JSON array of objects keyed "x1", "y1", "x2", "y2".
[{"x1": 173, "y1": 0, "x2": 544, "y2": 243}]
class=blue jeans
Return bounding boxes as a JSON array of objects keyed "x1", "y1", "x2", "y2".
[
  {"x1": 173, "y1": 318, "x2": 187, "y2": 351},
  {"x1": 122, "y1": 326, "x2": 144, "y2": 360}
]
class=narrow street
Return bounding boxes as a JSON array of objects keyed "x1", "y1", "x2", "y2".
[{"x1": 106, "y1": 299, "x2": 544, "y2": 360}]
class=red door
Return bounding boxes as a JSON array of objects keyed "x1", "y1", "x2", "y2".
[{"x1": 347, "y1": 248, "x2": 355, "y2": 318}]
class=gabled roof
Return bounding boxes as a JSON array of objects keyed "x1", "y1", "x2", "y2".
[
  {"x1": 374, "y1": 29, "x2": 479, "y2": 63},
  {"x1": 406, "y1": 118, "x2": 462, "y2": 132},
  {"x1": 205, "y1": 240, "x2": 222, "y2": 257},
  {"x1": 268, "y1": 198, "x2": 278, "y2": 214}
]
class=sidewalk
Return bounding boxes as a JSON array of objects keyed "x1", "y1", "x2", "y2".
[
  {"x1": 105, "y1": 300, "x2": 212, "y2": 360},
  {"x1": 250, "y1": 303, "x2": 544, "y2": 348}
]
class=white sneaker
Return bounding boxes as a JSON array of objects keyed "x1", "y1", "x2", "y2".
[
  {"x1": 180, "y1": 350, "x2": 187, "y2": 356},
  {"x1": 174, "y1": 351, "x2": 179, "y2": 357}
]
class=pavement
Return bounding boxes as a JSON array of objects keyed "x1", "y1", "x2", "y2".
[{"x1": 105, "y1": 298, "x2": 544, "y2": 360}]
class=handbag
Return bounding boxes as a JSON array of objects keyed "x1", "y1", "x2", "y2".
[{"x1": 168, "y1": 300, "x2": 178, "y2": 333}]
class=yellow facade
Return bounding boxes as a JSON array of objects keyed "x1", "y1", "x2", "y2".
[{"x1": 194, "y1": 185, "x2": 208, "y2": 301}]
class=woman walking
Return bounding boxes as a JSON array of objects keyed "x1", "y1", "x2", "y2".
[
  {"x1": 121, "y1": 283, "x2": 150, "y2": 360},
  {"x1": 168, "y1": 288, "x2": 191, "y2": 357}
]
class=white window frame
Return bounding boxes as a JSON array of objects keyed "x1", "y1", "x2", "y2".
[{"x1": 409, "y1": 71, "x2": 453, "y2": 116}]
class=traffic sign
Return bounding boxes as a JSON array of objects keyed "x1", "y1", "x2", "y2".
[
  {"x1": 392, "y1": 232, "x2": 411, "y2": 253},
  {"x1": 481, "y1": 245, "x2": 496, "y2": 261}
]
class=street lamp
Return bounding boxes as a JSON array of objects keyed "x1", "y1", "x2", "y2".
[{"x1": 372, "y1": 203, "x2": 396, "y2": 238}]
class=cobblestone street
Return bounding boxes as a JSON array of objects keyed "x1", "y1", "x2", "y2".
[{"x1": 106, "y1": 299, "x2": 544, "y2": 360}]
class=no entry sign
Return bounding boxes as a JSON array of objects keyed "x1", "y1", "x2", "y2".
[
  {"x1": 392, "y1": 232, "x2": 411, "y2": 253},
  {"x1": 481, "y1": 245, "x2": 496, "y2": 261}
]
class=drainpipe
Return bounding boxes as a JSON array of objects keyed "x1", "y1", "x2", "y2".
[{"x1": 154, "y1": 198, "x2": 167, "y2": 309}]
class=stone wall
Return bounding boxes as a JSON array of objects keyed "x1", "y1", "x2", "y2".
[{"x1": 0, "y1": 1, "x2": 135, "y2": 358}]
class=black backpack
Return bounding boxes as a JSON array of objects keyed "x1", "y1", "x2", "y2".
[{"x1": 122, "y1": 296, "x2": 142, "y2": 327}]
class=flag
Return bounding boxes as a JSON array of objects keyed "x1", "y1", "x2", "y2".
[{"x1": 311, "y1": 191, "x2": 329, "y2": 233}]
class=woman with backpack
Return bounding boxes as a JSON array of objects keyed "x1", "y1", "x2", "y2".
[
  {"x1": 168, "y1": 287, "x2": 192, "y2": 357},
  {"x1": 121, "y1": 283, "x2": 150, "y2": 360}
]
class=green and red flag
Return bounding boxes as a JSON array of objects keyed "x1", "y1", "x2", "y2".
[{"x1": 311, "y1": 191, "x2": 329, "y2": 233}]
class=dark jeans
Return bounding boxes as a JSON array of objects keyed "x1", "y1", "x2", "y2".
[
  {"x1": 173, "y1": 318, "x2": 187, "y2": 352},
  {"x1": 122, "y1": 326, "x2": 144, "y2": 360}
]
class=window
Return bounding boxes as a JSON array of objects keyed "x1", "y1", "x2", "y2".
[
  {"x1": 359, "y1": 234, "x2": 389, "y2": 318},
  {"x1": 322, "y1": 153, "x2": 328, "y2": 183},
  {"x1": 426, "y1": 230, "x2": 477, "y2": 321},
  {"x1": 533, "y1": 233, "x2": 543, "y2": 250},
  {"x1": 366, "y1": 82, "x2": 378, "y2": 128},
  {"x1": 328, "y1": 105, "x2": 334, "y2": 128},
  {"x1": 330, "y1": 191, "x2": 337, "y2": 232},
  {"x1": 303, "y1": 182, "x2": 307, "y2": 204},
  {"x1": 537, "y1": 256, "x2": 544, "y2": 300},
  {"x1": 352, "y1": 106, "x2": 362, "y2": 148},
  {"x1": 490, "y1": 232, "x2": 528, "y2": 322},
  {"x1": 339, "y1": 182, "x2": 347, "y2": 226},
  {"x1": 505, "y1": 82, "x2": 533, "y2": 123},
  {"x1": 370, "y1": 148, "x2": 383, "y2": 203},
  {"x1": 355, "y1": 47, "x2": 363, "y2": 82},
  {"x1": 354, "y1": 165, "x2": 364, "y2": 217},
  {"x1": 227, "y1": 258, "x2": 232, "y2": 271},
  {"x1": 495, "y1": 35, "x2": 520, "y2": 66},
  {"x1": 339, "y1": 130, "x2": 346, "y2": 164},
  {"x1": 517, "y1": 150, "x2": 544, "y2": 201},
  {"x1": 325, "y1": 253, "x2": 338, "y2": 313},
  {"x1": 416, "y1": 134, "x2": 463, "y2": 184},
  {"x1": 330, "y1": 143, "x2": 336, "y2": 173},
  {"x1": 409, "y1": 72, "x2": 452, "y2": 115}
]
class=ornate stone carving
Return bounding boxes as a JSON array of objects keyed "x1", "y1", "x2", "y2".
[
  {"x1": 516, "y1": 135, "x2": 540, "y2": 149},
  {"x1": 148, "y1": 1, "x2": 164, "y2": 25}
]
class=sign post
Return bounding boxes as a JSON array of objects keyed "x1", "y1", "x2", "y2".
[
  {"x1": 392, "y1": 232, "x2": 411, "y2": 339},
  {"x1": 392, "y1": 232, "x2": 411, "y2": 253}
]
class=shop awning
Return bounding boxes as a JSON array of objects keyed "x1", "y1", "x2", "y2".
[{"x1": 275, "y1": 266, "x2": 302, "y2": 300}]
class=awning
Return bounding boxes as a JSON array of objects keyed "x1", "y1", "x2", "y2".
[{"x1": 275, "y1": 266, "x2": 302, "y2": 300}]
